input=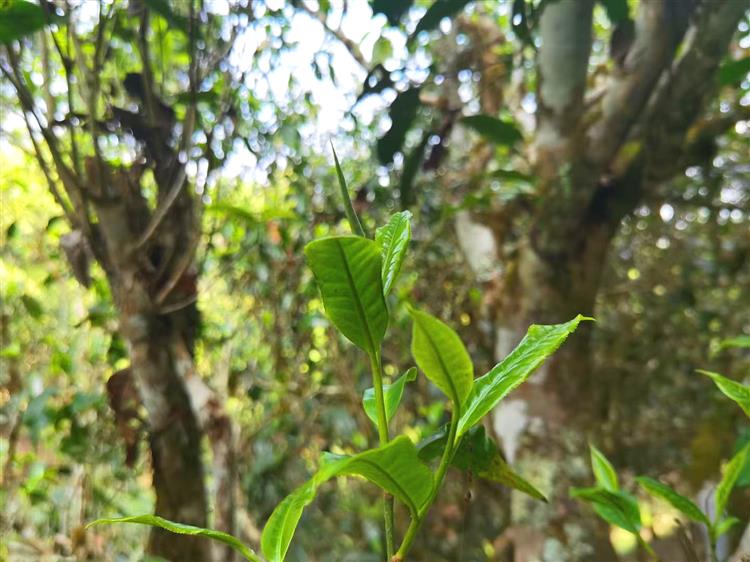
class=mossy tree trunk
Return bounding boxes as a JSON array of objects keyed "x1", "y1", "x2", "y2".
[{"x1": 454, "y1": 2, "x2": 749, "y2": 559}]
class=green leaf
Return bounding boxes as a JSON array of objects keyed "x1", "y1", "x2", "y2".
[
  {"x1": 21, "y1": 294, "x2": 43, "y2": 319},
  {"x1": 600, "y1": 0, "x2": 630, "y2": 23},
  {"x1": 453, "y1": 427, "x2": 546, "y2": 501},
  {"x1": 205, "y1": 203, "x2": 294, "y2": 224},
  {"x1": 371, "y1": 0, "x2": 414, "y2": 26},
  {"x1": 87, "y1": 515, "x2": 261, "y2": 562},
  {"x1": 376, "y1": 211, "x2": 412, "y2": 295},
  {"x1": 377, "y1": 88, "x2": 421, "y2": 165},
  {"x1": 332, "y1": 144, "x2": 366, "y2": 237},
  {"x1": 733, "y1": 429, "x2": 750, "y2": 487},
  {"x1": 462, "y1": 115, "x2": 522, "y2": 147},
  {"x1": 636, "y1": 477, "x2": 709, "y2": 525},
  {"x1": 409, "y1": 307, "x2": 474, "y2": 412},
  {"x1": 362, "y1": 367, "x2": 417, "y2": 426},
  {"x1": 698, "y1": 370, "x2": 750, "y2": 418},
  {"x1": 484, "y1": 454, "x2": 547, "y2": 502},
  {"x1": 457, "y1": 316, "x2": 590, "y2": 436},
  {"x1": 714, "y1": 516, "x2": 740, "y2": 537},
  {"x1": 261, "y1": 482, "x2": 316, "y2": 562},
  {"x1": 418, "y1": 427, "x2": 546, "y2": 501},
  {"x1": 571, "y1": 487, "x2": 642, "y2": 534},
  {"x1": 715, "y1": 442, "x2": 750, "y2": 522},
  {"x1": 305, "y1": 236, "x2": 388, "y2": 356},
  {"x1": 0, "y1": 0, "x2": 45, "y2": 43},
  {"x1": 317, "y1": 437, "x2": 434, "y2": 515},
  {"x1": 718, "y1": 57, "x2": 750, "y2": 87},
  {"x1": 590, "y1": 444, "x2": 618, "y2": 492},
  {"x1": 261, "y1": 437, "x2": 433, "y2": 561},
  {"x1": 718, "y1": 335, "x2": 750, "y2": 351},
  {"x1": 413, "y1": 0, "x2": 473, "y2": 35},
  {"x1": 143, "y1": 0, "x2": 189, "y2": 34},
  {"x1": 174, "y1": 89, "x2": 220, "y2": 106},
  {"x1": 372, "y1": 36, "x2": 394, "y2": 65},
  {"x1": 488, "y1": 168, "x2": 534, "y2": 184}
]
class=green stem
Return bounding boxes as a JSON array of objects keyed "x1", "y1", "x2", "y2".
[
  {"x1": 637, "y1": 535, "x2": 661, "y2": 562},
  {"x1": 369, "y1": 351, "x2": 394, "y2": 559},
  {"x1": 384, "y1": 497, "x2": 395, "y2": 561},
  {"x1": 393, "y1": 409, "x2": 460, "y2": 562},
  {"x1": 370, "y1": 351, "x2": 389, "y2": 445}
]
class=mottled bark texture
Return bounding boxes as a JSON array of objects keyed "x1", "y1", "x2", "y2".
[
  {"x1": 456, "y1": 1, "x2": 749, "y2": 560},
  {"x1": 75, "y1": 156, "x2": 213, "y2": 562},
  {"x1": 1, "y1": 7, "x2": 240, "y2": 557}
]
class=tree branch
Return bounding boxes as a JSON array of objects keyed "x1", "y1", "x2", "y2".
[
  {"x1": 535, "y1": 0, "x2": 594, "y2": 160},
  {"x1": 640, "y1": 0, "x2": 750, "y2": 183},
  {"x1": 586, "y1": 0, "x2": 695, "y2": 168},
  {"x1": 299, "y1": 1, "x2": 368, "y2": 70},
  {"x1": 1, "y1": 51, "x2": 89, "y2": 229}
]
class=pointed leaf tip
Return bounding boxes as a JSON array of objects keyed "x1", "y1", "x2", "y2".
[
  {"x1": 698, "y1": 369, "x2": 750, "y2": 418},
  {"x1": 88, "y1": 515, "x2": 261, "y2": 561},
  {"x1": 636, "y1": 476, "x2": 709, "y2": 525},
  {"x1": 589, "y1": 444, "x2": 619, "y2": 492},
  {"x1": 457, "y1": 316, "x2": 587, "y2": 436},
  {"x1": 330, "y1": 144, "x2": 366, "y2": 237}
]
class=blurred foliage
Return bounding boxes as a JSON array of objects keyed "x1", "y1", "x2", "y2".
[{"x1": 1, "y1": 1, "x2": 749, "y2": 561}]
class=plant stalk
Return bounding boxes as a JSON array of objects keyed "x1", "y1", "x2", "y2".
[
  {"x1": 370, "y1": 351, "x2": 394, "y2": 559},
  {"x1": 637, "y1": 535, "x2": 662, "y2": 562},
  {"x1": 392, "y1": 409, "x2": 460, "y2": 562}
]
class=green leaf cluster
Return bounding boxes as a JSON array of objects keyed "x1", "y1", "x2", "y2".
[
  {"x1": 0, "y1": 0, "x2": 46, "y2": 44},
  {"x1": 91, "y1": 155, "x2": 587, "y2": 562},
  {"x1": 574, "y1": 437, "x2": 750, "y2": 557}
]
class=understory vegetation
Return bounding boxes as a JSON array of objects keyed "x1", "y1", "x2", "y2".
[{"x1": 1, "y1": 1, "x2": 749, "y2": 561}]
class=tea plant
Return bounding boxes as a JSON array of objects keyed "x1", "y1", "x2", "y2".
[
  {"x1": 572, "y1": 367, "x2": 750, "y2": 562},
  {"x1": 90, "y1": 154, "x2": 587, "y2": 561}
]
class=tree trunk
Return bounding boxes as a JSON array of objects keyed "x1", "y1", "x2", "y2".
[
  {"x1": 93, "y1": 177, "x2": 212, "y2": 562},
  {"x1": 455, "y1": 3, "x2": 749, "y2": 558},
  {"x1": 458, "y1": 212, "x2": 620, "y2": 562},
  {"x1": 494, "y1": 239, "x2": 618, "y2": 562},
  {"x1": 120, "y1": 309, "x2": 212, "y2": 561}
]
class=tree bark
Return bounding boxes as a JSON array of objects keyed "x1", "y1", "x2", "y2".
[
  {"x1": 451, "y1": 2, "x2": 749, "y2": 559},
  {"x1": 127, "y1": 315, "x2": 211, "y2": 561},
  {"x1": 458, "y1": 210, "x2": 619, "y2": 561},
  {"x1": 93, "y1": 188, "x2": 212, "y2": 562}
]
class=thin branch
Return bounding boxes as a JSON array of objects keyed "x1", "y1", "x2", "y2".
[
  {"x1": 1, "y1": 57, "x2": 81, "y2": 227},
  {"x1": 180, "y1": 0, "x2": 198, "y2": 156},
  {"x1": 640, "y1": 0, "x2": 750, "y2": 182},
  {"x1": 155, "y1": 225, "x2": 200, "y2": 306},
  {"x1": 130, "y1": 2, "x2": 189, "y2": 250},
  {"x1": 585, "y1": 1, "x2": 695, "y2": 167},
  {"x1": 81, "y1": 0, "x2": 113, "y2": 198},
  {"x1": 133, "y1": 165, "x2": 187, "y2": 249},
  {"x1": 136, "y1": 4, "x2": 158, "y2": 124},
  {"x1": 299, "y1": 1, "x2": 368, "y2": 70},
  {"x1": 157, "y1": 293, "x2": 199, "y2": 315},
  {"x1": 20, "y1": 111, "x2": 78, "y2": 225},
  {"x1": 40, "y1": 0, "x2": 82, "y2": 177}
]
